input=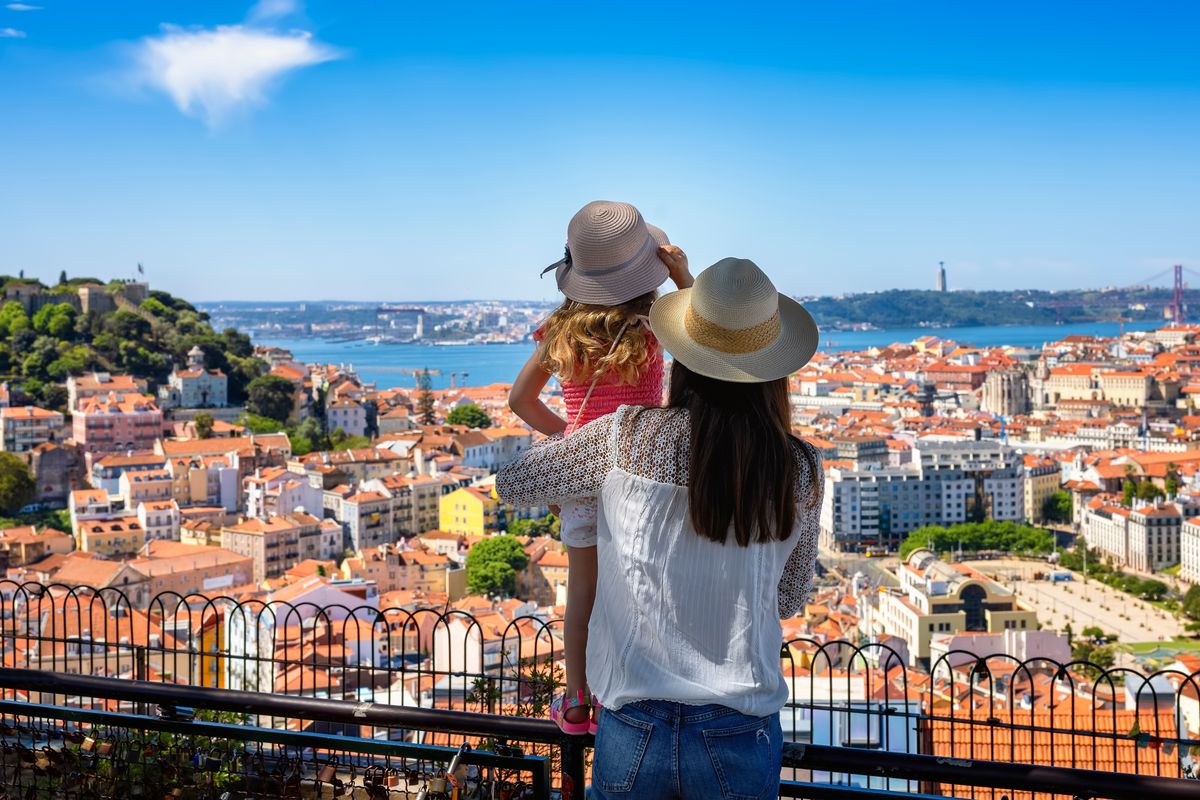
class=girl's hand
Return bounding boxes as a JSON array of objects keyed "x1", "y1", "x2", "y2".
[{"x1": 659, "y1": 244, "x2": 694, "y2": 289}]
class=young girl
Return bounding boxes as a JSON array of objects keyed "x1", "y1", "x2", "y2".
[{"x1": 509, "y1": 200, "x2": 692, "y2": 734}]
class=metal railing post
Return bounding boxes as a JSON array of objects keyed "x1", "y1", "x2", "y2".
[
  {"x1": 134, "y1": 644, "x2": 148, "y2": 716},
  {"x1": 559, "y1": 736, "x2": 587, "y2": 800}
]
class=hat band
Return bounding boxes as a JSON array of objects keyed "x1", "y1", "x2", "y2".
[{"x1": 684, "y1": 304, "x2": 781, "y2": 354}]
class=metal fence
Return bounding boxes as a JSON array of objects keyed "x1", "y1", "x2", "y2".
[{"x1": 2, "y1": 580, "x2": 1199, "y2": 799}]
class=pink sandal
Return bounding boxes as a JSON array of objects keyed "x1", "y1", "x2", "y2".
[
  {"x1": 549, "y1": 690, "x2": 593, "y2": 735},
  {"x1": 590, "y1": 696, "x2": 602, "y2": 736}
]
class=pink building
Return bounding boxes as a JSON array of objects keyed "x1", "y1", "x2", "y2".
[{"x1": 72, "y1": 392, "x2": 164, "y2": 458}]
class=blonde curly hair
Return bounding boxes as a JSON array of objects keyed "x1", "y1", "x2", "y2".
[{"x1": 538, "y1": 291, "x2": 658, "y2": 385}]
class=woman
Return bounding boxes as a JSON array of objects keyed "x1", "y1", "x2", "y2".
[{"x1": 496, "y1": 257, "x2": 823, "y2": 799}]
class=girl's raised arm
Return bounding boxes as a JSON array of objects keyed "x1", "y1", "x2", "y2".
[{"x1": 508, "y1": 350, "x2": 568, "y2": 436}]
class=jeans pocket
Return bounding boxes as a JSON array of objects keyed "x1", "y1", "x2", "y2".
[
  {"x1": 593, "y1": 708, "x2": 654, "y2": 793},
  {"x1": 702, "y1": 717, "x2": 779, "y2": 800}
]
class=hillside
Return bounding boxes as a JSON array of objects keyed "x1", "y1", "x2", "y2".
[
  {"x1": 0, "y1": 274, "x2": 263, "y2": 412},
  {"x1": 804, "y1": 286, "x2": 1196, "y2": 329}
]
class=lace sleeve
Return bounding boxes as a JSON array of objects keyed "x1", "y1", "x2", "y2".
[
  {"x1": 778, "y1": 442, "x2": 823, "y2": 619},
  {"x1": 495, "y1": 414, "x2": 616, "y2": 506}
]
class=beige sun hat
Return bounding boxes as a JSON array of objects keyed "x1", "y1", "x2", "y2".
[
  {"x1": 542, "y1": 201, "x2": 670, "y2": 305},
  {"x1": 649, "y1": 257, "x2": 819, "y2": 383}
]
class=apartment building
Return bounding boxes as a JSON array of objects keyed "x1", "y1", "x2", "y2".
[
  {"x1": 66, "y1": 372, "x2": 148, "y2": 411},
  {"x1": 119, "y1": 468, "x2": 173, "y2": 509},
  {"x1": 0, "y1": 526, "x2": 73, "y2": 566},
  {"x1": 341, "y1": 490, "x2": 394, "y2": 551},
  {"x1": 0, "y1": 405, "x2": 64, "y2": 453},
  {"x1": 860, "y1": 549, "x2": 1039, "y2": 667},
  {"x1": 166, "y1": 454, "x2": 240, "y2": 512},
  {"x1": 1181, "y1": 517, "x2": 1200, "y2": 584},
  {"x1": 72, "y1": 393, "x2": 163, "y2": 457},
  {"x1": 91, "y1": 452, "x2": 167, "y2": 494},
  {"x1": 821, "y1": 442, "x2": 1024, "y2": 553},
  {"x1": 243, "y1": 467, "x2": 323, "y2": 520},
  {"x1": 129, "y1": 541, "x2": 253, "y2": 598},
  {"x1": 327, "y1": 398, "x2": 368, "y2": 438},
  {"x1": 1023, "y1": 456, "x2": 1062, "y2": 524},
  {"x1": 439, "y1": 486, "x2": 503, "y2": 537},
  {"x1": 222, "y1": 513, "x2": 339, "y2": 583},
  {"x1": 137, "y1": 499, "x2": 181, "y2": 542},
  {"x1": 1082, "y1": 500, "x2": 1193, "y2": 572},
  {"x1": 76, "y1": 516, "x2": 146, "y2": 556}
]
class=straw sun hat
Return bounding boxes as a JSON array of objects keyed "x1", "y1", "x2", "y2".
[
  {"x1": 543, "y1": 200, "x2": 670, "y2": 305},
  {"x1": 650, "y1": 257, "x2": 820, "y2": 383}
]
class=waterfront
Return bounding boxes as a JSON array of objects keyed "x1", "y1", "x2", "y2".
[{"x1": 255, "y1": 320, "x2": 1156, "y2": 391}]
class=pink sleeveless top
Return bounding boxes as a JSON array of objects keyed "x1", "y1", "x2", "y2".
[{"x1": 534, "y1": 326, "x2": 665, "y2": 435}]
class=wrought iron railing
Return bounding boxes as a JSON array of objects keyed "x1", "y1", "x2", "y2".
[{"x1": 1, "y1": 580, "x2": 1198, "y2": 798}]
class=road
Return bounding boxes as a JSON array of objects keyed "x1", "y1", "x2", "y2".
[{"x1": 964, "y1": 558, "x2": 1186, "y2": 643}]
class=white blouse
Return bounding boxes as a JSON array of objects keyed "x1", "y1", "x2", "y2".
[{"x1": 496, "y1": 405, "x2": 823, "y2": 718}]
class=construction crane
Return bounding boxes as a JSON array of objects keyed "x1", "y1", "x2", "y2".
[{"x1": 393, "y1": 368, "x2": 442, "y2": 389}]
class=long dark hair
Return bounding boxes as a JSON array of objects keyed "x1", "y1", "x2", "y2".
[{"x1": 668, "y1": 361, "x2": 819, "y2": 546}]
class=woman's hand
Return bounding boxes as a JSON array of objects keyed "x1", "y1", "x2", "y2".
[{"x1": 659, "y1": 244, "x2": 694, "y2": 289}]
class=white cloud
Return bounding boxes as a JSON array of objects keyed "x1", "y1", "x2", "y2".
[
  {"x1": 247, "y1": 0, "x2": 299, "y2": 23},
  {"x1": 5, "y1": 3, "x2": 41, "y2": 10},
  {"x1": 135, "y1": 23, "x2": 338, "y2": 127},
  {"x1": 0, "y1": 27, "x2": 26, "y2": 38}
]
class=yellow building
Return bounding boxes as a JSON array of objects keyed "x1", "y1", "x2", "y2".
[
  {"x1": 1023, "y1": 456, "x2": 1062, "y2": 523},
  {"x1": 862, "y1": 549, "x2": 1040, "y2": 666},
  {"x1": 76, "y1": 516, "x2": 146, "y2": 556},
  {"x1": 439, "y1": 486, "x2": 502, "y2": 537}
]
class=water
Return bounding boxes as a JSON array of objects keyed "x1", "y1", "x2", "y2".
[{"x1": 255, "y1": 321, "x2": 1154, "y2": 391}]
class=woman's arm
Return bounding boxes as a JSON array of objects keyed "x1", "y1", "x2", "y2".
[
  {"x1": 496, "y1": 413, "x2": 616, "y2": 506},
  {"x1": 778, "y1": 444, "x2": 824, "y2": 619},
  {"x1": 509, "y1": 350, "x2": 568, "y2": 436}
]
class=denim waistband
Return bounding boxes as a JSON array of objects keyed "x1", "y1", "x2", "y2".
[{"x1": 624, "y1": 700, "x2": 754, "y2": 724}]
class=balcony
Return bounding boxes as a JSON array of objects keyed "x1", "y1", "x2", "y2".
[{"x1": 1, "y1": 581, "x2": 1198, "y2": 799}]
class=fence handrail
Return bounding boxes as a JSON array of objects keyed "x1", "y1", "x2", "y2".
[
  {"x1": 784, "y1": 742, "x2": 1198, "y2": 800},
  {"x1": 5, "y1": 667, "x2": 1198, "y2": 800},
  {"x1": 0, "y1": 667, "x2": 566, "y2": 745}
]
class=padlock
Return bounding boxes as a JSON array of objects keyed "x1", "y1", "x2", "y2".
[
  {"x1": 95, "y1": 739, "x2": 115, "y2": 757},
  {"x1": 427, "y1": 771, "x2": 448, "y2": 793},
  {"x1": 81, "y1": 736, "x2": 97, "y2": 753},
  {"x1": 317, "y1": 757, "x2": 339, "y2": 783}
]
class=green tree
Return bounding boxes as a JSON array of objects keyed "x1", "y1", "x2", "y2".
[
  {"x1": 1136, "y1": 482, "x2": 1164, "y2": 502},
  {"x1": 237, "y1": 413, "x2": 285, "y2": 434},
  {"x1": 1183, "y1": 585, "x2": 1200, "y2": 620},
  {"x1": 1042, "y1": 490, "x2": 1072, "y2": 523},
  {"x1": 1122, "y1": 479, "x2": 1136, "y2": 507},
  {"x1": 1071, "y1": 640, "x2": 1116, "y2": 671},
  {"x1": 57, "y1": 270, "x2": 67, "y2": 286},
  {"x1": 194, "y1": 413, "x2": 215, "y2": 439},
  {"x1": 294, "y1": 417, "x2": 328, "y2": 453},
  {"x1": 0, "y1": 301, "x2": 30, "y2": 338},
  {"x1": 245, "y1": 375, "x2": 296, "y2": 423},
  {"x1": 40, "y1": 383, "x2": 68, "y2": 412},
  {"x1": 0, "y1": 452, "x2": 36, "y2": 516},
  {"x1": 416, "y1": 369, "x2": 436, "y2": 425},
  {"x1": 32, "y1": 303, "x2": 77, "y2": 339},
  {"x1": 447, "y1": 403, "x2": 492, "y2": 429},
  {"x1": 465, "y1": 534, "x2": 530, "y2": 597},
  {"x1": 1166, "y1": 462, "x2": 1180, "y2": 496},
  {"x1": 1136, "y1": 578, "x2": 1169, "y2": 601},
  {"x1": 509, "y1": 513, "x2": 561, "y2": 540}
]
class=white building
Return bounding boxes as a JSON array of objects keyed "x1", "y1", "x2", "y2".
[
  {"x1": 1181, "y1": 518, "x2": 1200, "y2": 584},
  {"x1": 158, "y1": 346, "x2": 228, "y2": 409},
  {"x1": 821, "y1": 441, "x2": 1024, "y2": 553},
  {"x1": 0, "y1": 406, "x2": 64, "y2": 453},
  {"x1": 1082, "y1": 500, "x2": 1194, "y2": 572},
  {"x1": 327, "y1": 397, "x2": 368, "y2": 438},
  {"x1": 136, "y1": 499, "x2": 181, "y2": 542}
]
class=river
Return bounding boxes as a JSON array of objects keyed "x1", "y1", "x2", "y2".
[{"x1": 254, "y1": 321, "x2": 1155, "y2": 391}]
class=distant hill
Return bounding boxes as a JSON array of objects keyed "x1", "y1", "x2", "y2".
[
  {"x1": 0, "y1": 275, "x2": 263, "y2": 412},
  {"x1": 802, "y1": 287, "x2": 1197, "y2": 330}
]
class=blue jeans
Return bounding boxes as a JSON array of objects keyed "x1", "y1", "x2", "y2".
[{"x1": 588, "y1": 700, "x2": 783, "y2": 800}]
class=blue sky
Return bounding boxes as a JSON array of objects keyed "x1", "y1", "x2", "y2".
[{"x1": 2, "y1": 1, "x2": 1198, "y2": 302}]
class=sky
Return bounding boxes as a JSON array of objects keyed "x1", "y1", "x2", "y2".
[{"x1": 1, "y1": 1, "x2": 1198, "y2": 302}]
